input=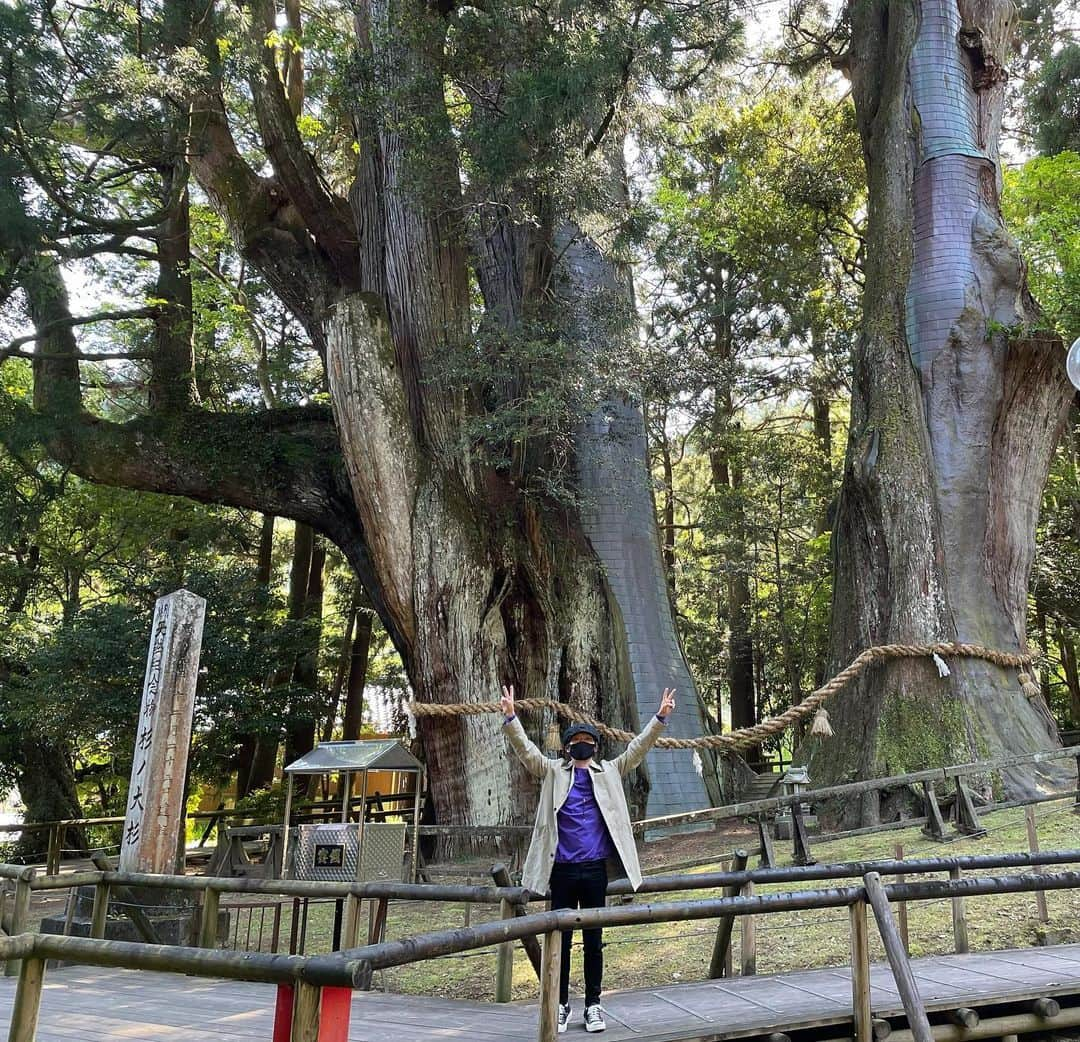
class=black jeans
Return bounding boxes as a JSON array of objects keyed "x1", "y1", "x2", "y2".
[{"x1": 549, "y1": 859, "x2": 607, "y2": 1006}]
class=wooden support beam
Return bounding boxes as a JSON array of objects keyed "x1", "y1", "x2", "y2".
[
  {"x1": 863, "y1": 871, "x2": 933, "y2": 1042},
  {"x1": 873, "y1": 1018, "x2": 893, "y2": 1040},
  {"x1": 920, "y1": 783, "x2": 948, "y2": 841},
  {"x1": 791, "y1": 803, "x2": 816, "y2": 866},
  {"x1": 946, "y1": 1008, "x2": 978, "y2": 1029},
  {"x1": 757, "y1": 817, "x2": 776, "y2": 869},
  {"x1": 894, "y1": 844, "x2": 909, "y2": 955},
  {"x1": 7, "y1": 955, "x2": 45, "y2": 1042},
  {"x1": 1031, "y1": 997, "x2": 1060, "y2": 1019},
  {"x1": 537, "y1": 929, "x2": 561, "y2": 1042},
  {"x1": 491, "y1": 863, "x2": 541, "y2": 980},
  {"x1": 952, "y1": 782, "x2": 986, "y2": 838},
  {"x1": 708, "y1": 850, "x2": 749, "y2": 979},
  {"x1": 90, "y1": 855, "x2": 161, "y2": 944},
  {"x1": 1024, "y1": 807, "x2": 1049, "y2": 924},
  {"x1": 849, "y1": 898, "x2": 872, "y2": 1042}
]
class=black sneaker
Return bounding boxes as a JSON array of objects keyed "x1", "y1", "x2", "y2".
[
  {"x1": 584, "y1": 1004, "x2": 606, "y2": 1032},
  {"x1": 558, "y1": 1003, "x2": 571, "y2": 1033}
]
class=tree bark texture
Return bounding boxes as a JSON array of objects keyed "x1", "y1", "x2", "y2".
[
  {"x1": 562, "y1": 225, "x2": 718, "y2": 817},
  {"x1": 804, "y1": 0, "x2": 1072, "y2": 811}
]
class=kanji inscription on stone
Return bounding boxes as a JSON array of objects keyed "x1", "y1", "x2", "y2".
[{"x1": 119, "y1": 589, "x2": 206, "y2": 874}]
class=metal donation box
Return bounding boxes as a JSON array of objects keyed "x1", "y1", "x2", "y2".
[
  {"x1": 281, "y1": 738, "x2": 424, "y2": 882},
  {"x1": 293, "y1": 821, "x2": 407, "y2": 883}
]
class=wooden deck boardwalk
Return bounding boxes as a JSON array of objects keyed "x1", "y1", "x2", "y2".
[{"x1": 2, "y1": 944, "x2": 1079, "y2": 1041}]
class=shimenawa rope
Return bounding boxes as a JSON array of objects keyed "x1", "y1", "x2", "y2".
[{"x1": 409, "y1": 642, "x2": 1040, "y2": 753}]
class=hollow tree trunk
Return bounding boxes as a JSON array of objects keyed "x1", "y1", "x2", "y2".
[{"x1": 803, "y1": 0, "x2": 1072, "y2": 813}]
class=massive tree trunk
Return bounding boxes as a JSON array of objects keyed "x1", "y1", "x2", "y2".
[
  {"x1": 803, "y1": 0, "x2": 1072, "y2": 813},
  {"x1": 15, "y1": 0, "x2": 718, "y2": 832}
]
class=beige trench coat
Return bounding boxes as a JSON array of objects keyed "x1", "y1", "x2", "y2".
[{"x1": 504, "y1": 714, "x2": 667, "y2": 896}]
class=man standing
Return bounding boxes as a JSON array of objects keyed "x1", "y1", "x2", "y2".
[{"x1": 501, "y1": 684, "x2": 675, "y2": 1032}]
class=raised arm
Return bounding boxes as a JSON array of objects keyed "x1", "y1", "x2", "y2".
[
  {"x1": 610, "y1": 688, "x2": 675, "y2": 777},
  {"x1": 501, "y1": 684, "x2": 549, "y2": 779}
]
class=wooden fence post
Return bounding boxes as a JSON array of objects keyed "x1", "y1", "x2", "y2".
[
  {"x1": 90, "y1": 882, "x2": 110, "y2": 940},
  {"x1": 537, "y1": 929, "x2": 562, "y2": 1042},
  {"x1": 1024, "y1": 807, "x2": 1049, "y2": 924},
  {"x1": 291, "y1": 981, "x2": 322, "y2": 1042},
  {"x1": 740, "y1": 880, "x2": 756, "y2": 976},
  {"x1": 708, "y1": 849, "x2": 748, "y2": 979},
  {"x1": 273, "y1": 982, "x2": 351, "y2": 1042},
  {"x1": 894, "y1": 844, "x2": 909, "y2": 955},
  {"x1": 757, "y1": 817, "x2": 776, "y2": 868},
  {"x1": 949, "y1": 866, "x2": 968, "y2": 954},
  {"x1": 850, "y1": 897, "x2": 872, "y2": 1042},
  {"x1": 952, "y1": 781, "x2": 986, "y2": 837},
  {"x1": 46, "y1": 826, "x2": 61, "y2": 877},
  {"x1": 4, "y1": 875, "x2": 32, "y2": 978},
  {"x1": 342, "y1": 894, "x2": 361, "y2": 951},
  {"x1": 495, "y1": 898, "x2": 514, "y2": 1003},
  {"x1": 491, "y1": 863, "x2": 541, "y2": 981},
  {"x1": 199, "y1": 887, "x2": 220, "y2": 949},
  {"x1": 7, "y1": 954, "x2": 46, "y2": 1042},
  {"x1": 791, "y1": 803, "x2": 816, "y2": 866}
]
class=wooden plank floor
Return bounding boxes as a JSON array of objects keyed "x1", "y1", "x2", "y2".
[{"x1": 1, "y1": 944, "x2": 1078, "y2": 1041}]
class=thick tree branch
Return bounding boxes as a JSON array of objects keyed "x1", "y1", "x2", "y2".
[
  {"x1": 2, "y1": 307, "x2": 160, "y2": 362},
  {"x1": 187, "y1": 84, "x2": 336, "y2": 352},
  {"x1": 247, "y1": 0, "x2": 359, "y2": 285}
]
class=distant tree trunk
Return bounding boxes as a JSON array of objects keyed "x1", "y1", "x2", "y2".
[
  {"x1": 656, "y1": 414, "x2": 678, "y2": 596},
  {"x1": 804, "y1": 0, "x2": 1072, "y2": 812},
  {"x1": 706, "y1": 287, "x2": 755, "y2": 744},
  {"x1": 1057, "y1": 624, "x2": 1080, "y2": 727},
  {"x1": 238, "y1": 514, "x2": 278, "y2": 797},
  {"x1": 809, "y1": 331, "x2": 835, "y2": 537},
  {"x1": 284, "y1": 528, "x2": 324, "y2": 765},
  {"x1": 341, "y1": 604, "x2": 374, "y2": 741},
  {"x1": 14, "y1": 738, "x2": 83, "y2": 860}
]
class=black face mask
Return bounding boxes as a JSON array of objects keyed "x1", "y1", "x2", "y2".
[{"x1": 568, "y1": 741, "x2": 596, "y2": 761}]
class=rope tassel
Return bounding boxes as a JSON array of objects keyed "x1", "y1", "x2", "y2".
[
  {"x1": 809, "y1": 707, "x2": 833, "y2": 737},
  {"x1": 1018, "y1": 673, "x2": 1041, "y2": 700}
]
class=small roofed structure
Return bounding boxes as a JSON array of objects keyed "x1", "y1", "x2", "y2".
[{"x1": 281, "y1": 739, "x2": 424, "y2": 882}]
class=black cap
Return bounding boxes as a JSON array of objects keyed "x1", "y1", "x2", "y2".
[{"x1": 560, "y1": 722, "x2": 602, "y2": 747}]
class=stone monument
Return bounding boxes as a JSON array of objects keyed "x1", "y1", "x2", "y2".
[
  {"x1": 43, "y1": 589, "x2": 211, "y2": 950},
  {"x1": 119, "y1": 588, "x2": 206, "y2": 873}
]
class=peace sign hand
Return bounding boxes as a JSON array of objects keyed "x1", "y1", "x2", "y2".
[
  {"x1": 501, "y1": 685, "x2": 515, "y2": 717},
  {"x1": 658, "y1": 688, "x2": 676, "y2": 717}
]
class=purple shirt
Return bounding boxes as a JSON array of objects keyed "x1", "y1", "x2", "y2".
[{"x1": 555, "y1": 767, "x2": 615, "y2": 863}]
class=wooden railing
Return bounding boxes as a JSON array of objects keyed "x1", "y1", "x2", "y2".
[
  {"x1": 0, "y1": 792, "x2": 419, "y2": 875},
  {"x1": 5, "y1": 863, "x2": 1078, "y2": 1042},
  {"x1": 6, "y1": 745, "x2": 1077, "y2": 879}
]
